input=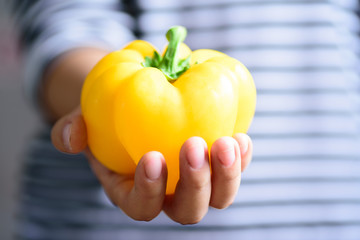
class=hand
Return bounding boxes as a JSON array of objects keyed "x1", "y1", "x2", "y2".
[{"x1": 51, "y1": 107, "x2": 253, "y2": 224}]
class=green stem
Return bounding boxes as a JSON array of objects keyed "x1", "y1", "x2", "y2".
[
  {"x1": 158, "y1": 26, "x2": 187, "y2": 77},
  {"x1": 142, "y1": 26, "x2": 190, "y2": 81}
]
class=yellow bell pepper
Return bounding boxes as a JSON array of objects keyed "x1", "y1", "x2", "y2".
[{"x1": 81, "y1": 26, "x2": 256, "y2": 194}]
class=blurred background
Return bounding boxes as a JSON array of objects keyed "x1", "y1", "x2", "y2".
[{"x1": 0, "y1": 1, "x2": 40, "y2": 239}]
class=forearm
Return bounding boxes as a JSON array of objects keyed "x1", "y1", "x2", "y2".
[{"x1": 41, "y1": 48, "x2": 108, "y2": 122}]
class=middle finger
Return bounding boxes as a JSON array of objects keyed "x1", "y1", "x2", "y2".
[{"x1": 163, "y1": 137, "x2": 211, "y2": 224}]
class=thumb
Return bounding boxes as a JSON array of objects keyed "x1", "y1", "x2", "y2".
[{"x1": 51, "y1": 106, "x2": 87, "y2": 153}]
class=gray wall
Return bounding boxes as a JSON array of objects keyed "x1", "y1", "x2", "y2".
[{"x1": 0, "y1": 1, "x2": 40, "y2": 239}]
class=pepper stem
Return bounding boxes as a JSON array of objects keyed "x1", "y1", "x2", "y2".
[{"x1": 142, "y1": 26, "x2": 190, "y2": 82}]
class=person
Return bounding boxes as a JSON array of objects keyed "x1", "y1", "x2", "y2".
[{"x1": 9, "y1": 0, "x2": 360, "y2": 239}]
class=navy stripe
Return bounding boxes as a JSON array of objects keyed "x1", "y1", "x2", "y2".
[
  {"x1": 139, "y1": 0, "x2": 345, "y2": 12},
  {"x1": 14, "y1": 216, "x2": 360, "y2": 231}
]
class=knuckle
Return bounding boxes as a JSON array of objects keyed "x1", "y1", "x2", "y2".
[
  {"x1": 138, "y1": 187, "x2": 158, "y2": 199},
  {"x1": 131, "y1": 212, "x2": 157, "y2": 222},
  {"x1": 137, "y1": 184, "x2": 164, "y2": 201},
  {"x1": 192, "y1": 178, "x2": 211, "y2": 192},
  {"x1": 127, "y1": 201, "x2": 161, "y2": 222},
  {"x1": 182, "y1": 173, "x2": 211, "y2": 192},
  {"x1": 211, "y1": 199, "x2": 233, "y2": 209},
  {"x1": 135, "y1": 179, "x2": 164, "y2": 200},
  {"x1": 168, "y1": 207, "x2": 208, "y2": 225},
  {"x1": 177, "y1": 214, "x2": 204, "y2": 225},
  {"x1": 181, "y1": 219, "x2": 201, "y2": 225},
  {"x1": 223, "y1": 171, "x2": 241, "y2": 183}
]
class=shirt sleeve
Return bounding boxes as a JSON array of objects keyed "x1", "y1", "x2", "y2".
[{"x1": 8, "y1": 0, "x2": 136, "y2": 110}]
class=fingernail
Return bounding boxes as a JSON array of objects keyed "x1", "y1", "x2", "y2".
[
  {"x1": 218, "y1": 144, "x2": 235, "y2": 167},
  {"x1": 186, "y1": 138, "x2": 206, "y2": 169},
  {"x1": 145, "y1": 155, "x2": 162, "y2": 180},
  {"x1": 234, "y1": 133, "x2": 249, "y2": 155},
  {"x1": 240, "y1": 135, "x2": 249, "y2": 155},
  {"x1": 63, "y1": 123, "x2": 72, "y2": 151}
]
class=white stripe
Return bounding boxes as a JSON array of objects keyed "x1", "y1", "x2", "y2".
[
  {"x1": 244, "y1": 159, "x2": 360, "y2": 180},
  {"x1": 249, "y1": 115, "x2": 358, "y2": 135},
  {"x1": 255, "y1": 92, "x2": 355, "y2": 112},
  {"x1": 237, "y1": 181, "x2": 360, "y2": 203},
  {"x1": 252, "y1": 137, "x2": 360, "y2": 156},
  {"x1": 252, "y1": 71, "x2": 356, "y2": 90},
  {"x1": 230, "y1": 49, "x2": 358, "y2": 68}
]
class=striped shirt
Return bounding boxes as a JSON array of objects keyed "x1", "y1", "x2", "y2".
[{"x1": 9, "y1": 0, "x2": 360, "y2": 239}]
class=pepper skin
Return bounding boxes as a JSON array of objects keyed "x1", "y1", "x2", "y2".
[{"x1": 81, "y1": 26, "x2": 256, "y2": 194}]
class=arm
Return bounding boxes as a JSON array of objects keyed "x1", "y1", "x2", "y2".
[{"x1": 41, "y1": 48, "x2": 108, "y2": 122}]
